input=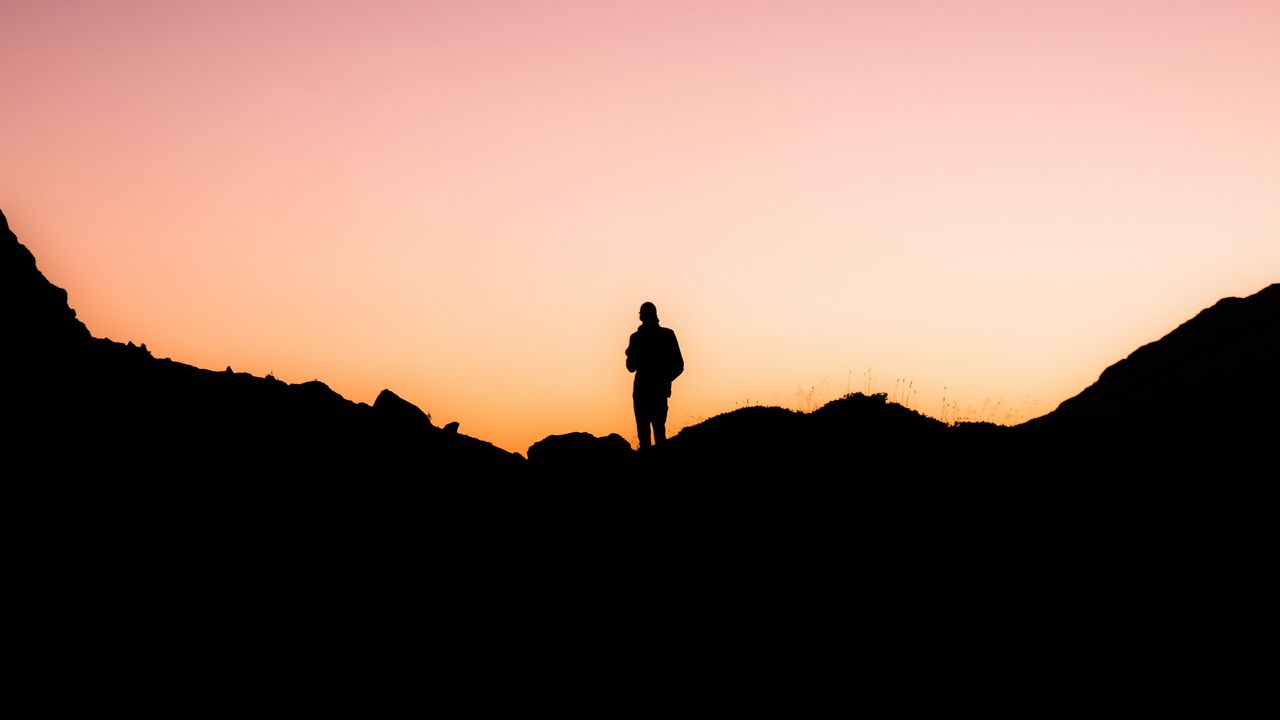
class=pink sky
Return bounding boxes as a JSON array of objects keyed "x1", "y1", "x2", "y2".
[{"x1": 3, "y1": 1, "x2": 1278, "y2": 452}]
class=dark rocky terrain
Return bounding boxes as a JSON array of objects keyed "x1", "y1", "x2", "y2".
[{"x1": 8, "y1": 207, "x2": 1275, "y2": 706}]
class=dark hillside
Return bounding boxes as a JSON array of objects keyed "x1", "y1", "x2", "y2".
[
  {"x1": 4, "y1": 209, "x2": 521, "y2": 511},
  {"x1": 8, "y1": 206, "x2": 1273, "y2": 703},
  {"x1": 1025, "y1": 283, "x2": 1279, "y2": 447}
]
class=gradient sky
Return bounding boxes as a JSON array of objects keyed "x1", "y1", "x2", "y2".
[{"x1": 4, "y1": 1, "x2": 1277, "y2": 453}]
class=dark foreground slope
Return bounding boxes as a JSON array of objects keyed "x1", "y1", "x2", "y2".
[
  {"x1": 1027, "y1": 282, "x2": 1279, "y2": 445},
  {"x1": 6, "y1": 211, "x2": 521, "y2": 511},
  {"x1": 9, "y1": 208, "x2": 1276, "y2": 705}
]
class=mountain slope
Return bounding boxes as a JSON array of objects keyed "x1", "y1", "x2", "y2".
[
  {"x1": 3, "y1": 208, "x2": 521, "y2": 507},
  {"x1": 9, "y1": 206, "x2": 1271, "y2": 699},
  {"x1": 3, "y1": 210, "x2": 90, "y2": 350},
  {"x1": 1025, "y1": 283, "x2": 1279, "y2": 446}
]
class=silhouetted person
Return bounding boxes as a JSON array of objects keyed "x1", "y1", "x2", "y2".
[{"x1": 626, "y1": 302, "x2": 684, "y2": 449}]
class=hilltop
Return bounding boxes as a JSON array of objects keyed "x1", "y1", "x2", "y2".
[{"x1": 8, "y1": 206, "x2": 1275, "y2": 702}]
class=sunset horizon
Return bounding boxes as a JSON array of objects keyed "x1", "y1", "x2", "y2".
[{"x1": 5, "y1": 1, "x2": 1277, "y2": 454}]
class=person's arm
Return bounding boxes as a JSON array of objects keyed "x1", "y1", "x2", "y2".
[
  {"x1": 669, "y1": 331, "x2": 684, "y2": 380},
  {"x1": 626, "y1": 334, "x2": 638, "y2": 373}
]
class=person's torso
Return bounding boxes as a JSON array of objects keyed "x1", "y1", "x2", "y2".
[
  {"x1": 631, "y1": 326, "x2": 676, "y2": 395},
  {"x1": 631, "y1": 326, "x2": 674, "y2": 371}
]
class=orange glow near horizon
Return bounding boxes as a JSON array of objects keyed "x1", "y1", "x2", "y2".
[{"x1": 3, "y1": 2, "x2": 1278, "y2": 453}]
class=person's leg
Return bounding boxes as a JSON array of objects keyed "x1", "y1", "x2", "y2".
[
  {"x1": 653, "y1": 397, "x2": 669, "y2": 444},
  {"x1": 634, "y1": 395, "x2": 651, "y2": 449}
]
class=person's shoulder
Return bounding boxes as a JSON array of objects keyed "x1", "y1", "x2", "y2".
[{"x1": 662, "y1": 326, "x2": 678, "y2": 339}]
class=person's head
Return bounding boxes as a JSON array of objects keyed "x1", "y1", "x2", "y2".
[{"x1": 639, "y1": 301, "x2": 659, "y2": 325}]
